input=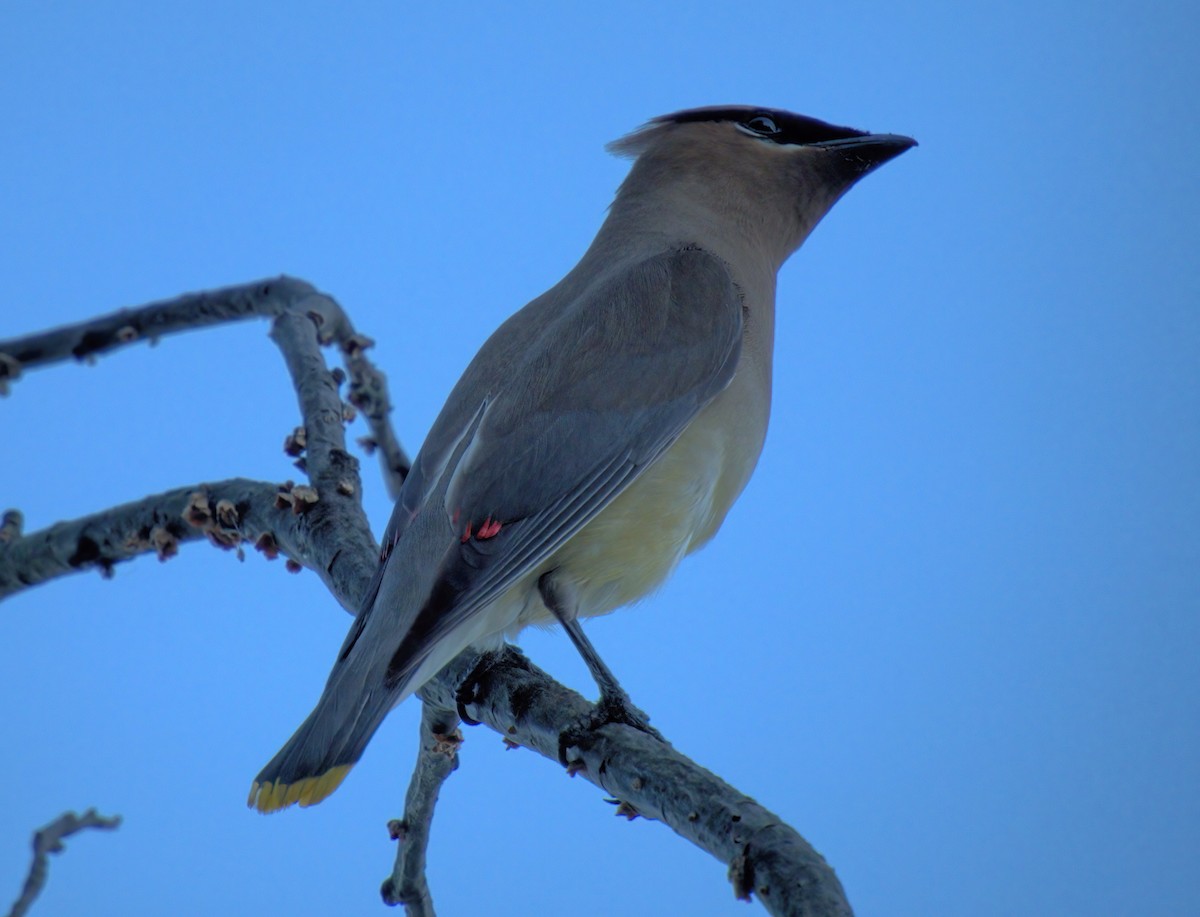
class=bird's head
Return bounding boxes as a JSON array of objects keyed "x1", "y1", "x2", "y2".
[{"x1": 607, "y1": 105, "x2": 916, "y2": 266}]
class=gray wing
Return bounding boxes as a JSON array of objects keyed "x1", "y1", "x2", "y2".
[{"x1": 344, "y1": 246, "x2": 744, "y2": 683}]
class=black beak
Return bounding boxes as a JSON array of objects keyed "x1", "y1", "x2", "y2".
[{"x1": 811, "y1": 133, "x2": 917, "y2": 174}]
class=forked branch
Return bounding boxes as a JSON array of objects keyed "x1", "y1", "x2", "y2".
[{"x1": 0, "y1": 281, "x2": 851, "y2": 917}]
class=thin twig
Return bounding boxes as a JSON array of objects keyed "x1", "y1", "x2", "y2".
[
  {"x1": 5, "y1": 808, "x2": 122, "y2": 917},
  {"x1": 381, "y1": 702, "x2": 463, "y2": 914},
  {"x1": 339, "y1": 333, "x2": 410, "y2": 498}
]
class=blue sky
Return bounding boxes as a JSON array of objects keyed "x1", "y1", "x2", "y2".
[{"x1": 2, "y1": 2, "x2": 1196, "y2": 915}]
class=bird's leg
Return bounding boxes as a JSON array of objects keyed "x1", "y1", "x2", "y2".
[
  {"x1": 541, "y1": 576, "x2": 630, "y2": 704},
  {"x1": 538, "y1": 571, "x2": 665, "y2": 762}
]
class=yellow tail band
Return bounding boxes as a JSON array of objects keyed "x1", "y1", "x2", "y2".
[{"x1": 247, "y1": 764, "x2": 353, "y2": 813}]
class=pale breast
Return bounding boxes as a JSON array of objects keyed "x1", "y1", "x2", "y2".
[{"x1": 533, "y1": 367, "x2": 769, "y2": 622}]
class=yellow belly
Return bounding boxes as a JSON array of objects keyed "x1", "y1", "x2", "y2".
[{"x1": 529, "y1": 402, "x2": 760, "y2": 622}]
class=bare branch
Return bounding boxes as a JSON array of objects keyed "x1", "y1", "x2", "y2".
[
  {"x1": 5, "y1": 808, "x2": 122, "y2": 917},
  {"x1": 0, "y1": 275, "x2": 410, "y2": 490},
  {"x1": 266, "y1": 310, "x2": 381, "y2": 594},
  {"x1": 272, "y1": 310, "x2": 351, "y2": 479},
  {"x1": 0, "y1": 276, "x2": 333, "y2": 377},
  {"x1": 0, "y1": 479, "x2": 376, "y2": 610},
  {"x1": 1, "y1": 277, "x2": 398, "y2": 611},
  {"x1": 3, "y1": 282, "x2": 850, "y2": 915},
  {"x1": 420, "y1": 649, "x2": 853, "y2": 917},
  {"x1": 381, "y1": 702, "x2": 463, "y2": 914},
  {"x1": 339, "y1": 333, "x2": 410, "y2": 498}
]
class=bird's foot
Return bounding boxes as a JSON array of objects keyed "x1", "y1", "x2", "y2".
[
  {"x1": 454, "y1": 650, "x2": 500, "y2": 726},
  {"x1": 558, "y1": 687, "x2": 665, "y2": 765}
]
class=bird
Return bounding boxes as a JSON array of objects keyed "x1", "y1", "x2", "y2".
[{"x1": 248, "y1": 104, "x2": 915, "y2": 812}]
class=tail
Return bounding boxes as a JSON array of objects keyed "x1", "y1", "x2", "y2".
[
  {"x1": 247, "y1": 683, "x2": 393, "y2": 814},
  {"x1": 249, "y1": 507, "x2": 506, "y2": 812}
]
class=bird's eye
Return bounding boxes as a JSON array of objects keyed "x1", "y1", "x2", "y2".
[{"x1": 744, "y1": 115, "x2": 780, "y2": 135}]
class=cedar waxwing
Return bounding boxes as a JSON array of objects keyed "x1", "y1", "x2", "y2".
[{"x1": 249, "y1": 105, "x2": 915, "y2": 812}]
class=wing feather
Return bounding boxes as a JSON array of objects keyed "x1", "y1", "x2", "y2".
[{"x1": 367, "y1": 246, "x2": 744, "y2": 688}]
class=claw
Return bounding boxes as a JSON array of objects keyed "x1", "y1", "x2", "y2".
[
  {"x1": 556, "y1": 687, "x2": 666, "y2": 766},
  {"x1": 455, "y1": 651, "x2": 498, "y2": 726},
  {"x1": 593, "y1": 688, "x2": 664, "y2": 742}
]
